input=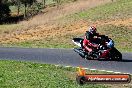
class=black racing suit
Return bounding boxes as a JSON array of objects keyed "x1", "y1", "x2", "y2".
[{"x1": 85, "y1": 31, "x2": 100, "y2": 44}]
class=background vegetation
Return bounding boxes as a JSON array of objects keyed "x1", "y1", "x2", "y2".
[{"x1": 0, "y1": 0, "x2": 76, "y2": 24}]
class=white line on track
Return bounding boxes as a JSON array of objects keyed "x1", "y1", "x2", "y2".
[
  {"x1": 54, "y1": 65, "x2": 132, "y2": 75},
  {"x1": 89, "y1": 69, "x2": 97, "y2": 71}
]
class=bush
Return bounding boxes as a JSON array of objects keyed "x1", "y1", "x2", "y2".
[
  {"x1": 0, "y1": 2, "x2": 11, "y2": 22},
  {"x1": 26, "y1": 2, "x2": 43, "y2": 19}
]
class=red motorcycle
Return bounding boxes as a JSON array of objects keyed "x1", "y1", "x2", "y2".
[{"x1": 72, "y1": 35, "x2": 122, "y2": 61}]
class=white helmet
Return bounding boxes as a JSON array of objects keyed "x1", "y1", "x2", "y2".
[{"x1": 89, "y1": 26, "x2": 97, "y2": 34}]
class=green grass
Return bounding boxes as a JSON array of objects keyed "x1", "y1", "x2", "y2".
[
  {"x1": 0, "y1": 40, "x2": 75, "y2": 48},
  {"x1": 64, "y1": 0, "x2": 132, "y2": 21},
  {"x1": 0, "y1": 60, "x2": 107, "y2": 88}
]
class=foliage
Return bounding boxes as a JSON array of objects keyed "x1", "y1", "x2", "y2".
[
  {"x1": 0, "y1": 0, "x2": 8, "y2": 3},
  {"x1": 26, "y1": 2, "x2": 43, "y2": 18},
  {"x1": 20, "y1": 0, "x2": 36, "y2": 5},
  {"x1": 0, "y1": 1, "x2": 11, "y2": 21}
]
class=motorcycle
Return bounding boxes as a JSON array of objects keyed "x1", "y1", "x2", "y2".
[{"x1": 72, "y1": 35, "x2": 122, "y2": 61}]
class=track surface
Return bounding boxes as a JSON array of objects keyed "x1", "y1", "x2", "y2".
[{"x1": 0, "y1": 47, "x2": 132, "y2": 74}]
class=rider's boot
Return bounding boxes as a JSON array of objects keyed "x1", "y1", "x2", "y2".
[{"x1": 84, "y1": 54, "x2": 88, "y2": 60}]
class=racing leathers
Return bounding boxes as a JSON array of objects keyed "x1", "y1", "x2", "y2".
[
  {"x1": 83, "y1": 37, "x2": 98, "y2": 53},
  {"x1": 83, "y1": 31, "x2": 99, "y2": 54}
]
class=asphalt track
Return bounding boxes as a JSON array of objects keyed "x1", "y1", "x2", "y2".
[{"x1": 0, "y1": 47, "x2": 132, "y2": 74}]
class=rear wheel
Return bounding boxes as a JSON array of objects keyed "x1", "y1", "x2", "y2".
[
  {"x1": 110, "y1": 48, "x2": 122, "y2": 61},
  {"x1": 114, "y1": 52, "x2": 122, "y2": 61},
  {"x1": 110, "y1": 47, "x2": 122, "y2": 61}
]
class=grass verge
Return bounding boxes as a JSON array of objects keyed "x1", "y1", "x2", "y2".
[
  {"x1": 0, "y1": 60, "x2": 108, "y2": 88},
  {"x1": 64, "y1": 0, "x2": 132, "y2": 21}
]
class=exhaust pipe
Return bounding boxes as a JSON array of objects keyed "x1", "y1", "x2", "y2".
[{"x1": 73, "y1": 48, "x2": 85, "y2": 57}]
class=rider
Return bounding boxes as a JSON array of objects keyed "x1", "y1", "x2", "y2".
[{"x1": 83, "y1": 26, "x2": 100, "y2": 58}]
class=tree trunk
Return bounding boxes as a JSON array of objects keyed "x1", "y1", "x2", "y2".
[
  {"x1": 42, "y1": 0, "x2": 46, "y2": 8},
  {"x1": 17, "y1": 1, "x2": 20, "y2": 15},
  {"x1": 24, "y1": 3, "x2": 27, "y2": 18},
  {"x1": 56, "y1": 0, "x2": 61, "y2": 8}
]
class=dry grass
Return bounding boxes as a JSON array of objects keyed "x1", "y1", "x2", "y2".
[
  {"x1": 0, "y1": 18, "x2": 131, "y2": 44},
  {"x1": 0, "y1": 20, "x2": 87, "y2": 43},
  {"x1": 97, "y1": 18, "x2": 132, "y2": 27},
  {"x1": 0, "y1": 0, "x2": 112, "y2": 45}
]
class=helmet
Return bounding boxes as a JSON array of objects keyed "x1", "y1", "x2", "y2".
[{"x1": 89, "y1": 26, "x2": 97, "y2": 34}]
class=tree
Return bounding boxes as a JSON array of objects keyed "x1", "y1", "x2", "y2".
[
  {"x1": 42, "y1": 0, "x2": 46, "y2": 8},
  {"x1": 53, "y1": 0, "x2": 61, "y2": 8},
  {"x1": 0, "y1": 0, "x2": 11, "y2": 22},
  {"x1": 11, "y1": 0, "x2": 21, "y2": 15},
  {"x1": 0, "y1": 0, "x2": 8, "y2": 3},
  {"x1": 20, "y1": 0, "x2": 36, "y2": 17}
]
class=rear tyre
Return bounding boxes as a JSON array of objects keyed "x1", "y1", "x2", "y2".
[
  {"x1": 110, "y1": 53, "x2": 122, "y2": 61},
  {"x1": 114, "y1": 52, "x2": 122, "y2": 61},
  {"x1": 110, "y1": 48, "x2": 122, "y2": 61}
]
